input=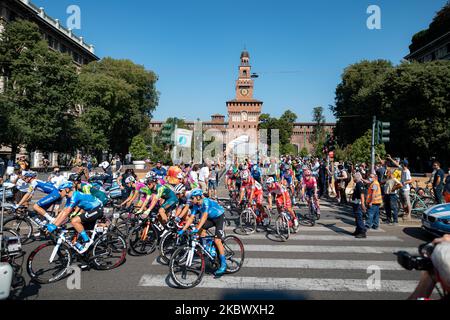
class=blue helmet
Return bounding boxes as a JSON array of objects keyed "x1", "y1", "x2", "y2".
[
  {"x1": 23, "y1": 171, "x2": 37, "y2": 178},
  {"x1": 58, "y1": 182, "x2": 74, "y2": 191},
  {"x1": 190, "y1": 189, "x2": 203, "y2": 198}
]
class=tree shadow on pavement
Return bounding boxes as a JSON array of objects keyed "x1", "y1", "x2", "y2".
[{"x1": 220, "y1": 290, "x2": 308, "y2": 300}]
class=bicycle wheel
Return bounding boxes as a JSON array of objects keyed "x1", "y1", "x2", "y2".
[
  {"x1": 3, "y1": 216, "x2": 33, "y2": 244},
  {"x1": 275, "y1": 215, "x2": 290, "y2": 241},
  {"x1": 239, "y1": 209, "x2": 257, "y2": 235},
  {"x1": 26, "y1": 242, "x2": 72, "y2": 284},
  {"x1": 159, "y1": 231, "x2": 179, "y2": 265},
  {"x1": 169, "y1": 246, "x2": 205, "y2": 289},
  {"x1": 307, "y1": 204, "x2": 317, "y2": 226},
  {"x1": 91, "y1": 232, "x2": 127, "y2": 270},
  {"x1": 222, "y1": 235, "x2": 245, "y2": 274},
  {"x1": 128, "y1": 223, "x2": 158, "y2": 255}
]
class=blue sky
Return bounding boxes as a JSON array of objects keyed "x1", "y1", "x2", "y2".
[{"x1": 36, "y1": 0, "x2": 447, "y2": 122}]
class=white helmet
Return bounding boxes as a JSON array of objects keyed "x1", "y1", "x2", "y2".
[
  {"x1": 139, "y1": 178, "x2": 146, "y2": 183},
  {"x1": 99, "y1": 161, "x2": 110, "y2": 169},
  {"x1": 177, "y1": 172, "x2": 185, "y2": 179},
  {"x1": 241, "y1": 171, "x2": 249, "y2": 180},
  {"x1": 174, "y1": 183, "x2": 186, "y2": 194},
  {"x1": 145, "y1": 171, "x2": 156, "y2": 179},
  {"x1": 125, "y1": 176, "x2": 136, "y2": 184},
  {"x1": 266, "y1": 177, "x2": 275, "y2": 185}
]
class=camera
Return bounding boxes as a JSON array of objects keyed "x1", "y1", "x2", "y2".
[{"x1": 397, "y1": 243, "x2": 434, "y2": 271}]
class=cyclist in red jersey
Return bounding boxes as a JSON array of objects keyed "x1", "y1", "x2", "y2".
[
  {"x1": 302, "y1": 169, "x2": 321, "y2": 216},
  {"x1": 239, "y1": 171, "x2": 265, "y2": 216},
  {"x1": 266, "y1": 177, "x2": 299, "y2": 229}
]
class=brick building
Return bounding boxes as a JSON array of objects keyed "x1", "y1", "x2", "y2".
[{"x1": 150, "y1": 51, "x2": 335, "y2": 156}]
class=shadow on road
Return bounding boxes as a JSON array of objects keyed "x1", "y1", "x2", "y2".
[
  {"x1": 220, "y1": 290, "x2": 308, "y2": 300},
  {"x1": 402, "y1": 227, "x2": 435, "y2": 242}
]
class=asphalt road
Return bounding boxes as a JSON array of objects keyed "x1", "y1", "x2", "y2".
[{"x1": 2, "y1": 171, "x2": 439, "y2": 300}]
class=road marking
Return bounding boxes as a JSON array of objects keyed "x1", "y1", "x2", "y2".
[
  {"x1": 225, "y1": 225, "x2": 385, "y2": 233},
  {"x1": 223, "y1": 244, "x2": 416, "y2": 254},
  {"x1": 138, "y1": 274, "x2": 417, "y2": 293},
  {"x1": 232, "y1": 234, "x2": 403, "y2": 241},
  {"x1": 152, "y1": 258, "x2": 404, "y2": 270}
]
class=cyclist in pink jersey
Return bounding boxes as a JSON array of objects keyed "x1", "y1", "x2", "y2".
[{"x1": 302, "y1": 169, "x2": 320, "y2": 216}]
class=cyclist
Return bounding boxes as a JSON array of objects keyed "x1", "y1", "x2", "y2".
[
  {"x1": 119, "y1": 176, "x2": 140, "y2": 209},
  {"x1": 16, "y1": 172, "x2": 58, "y2": 222},
  {"x1": 178, "y1": 189, "x2": 227, "y2": 276},
  {"x1": 251, "y1": 163, "x2": 262, "y2": 184},
  {"x1": 281, "y1": 164, "x2": 296, "y2": 204},
  {"x1": 239, "y1": 171, "x2": 266, "y2": 218},
  {"x1": 46, "y1": 182, "x2": 104, "y2": 253},
  {"x1": 266, "y1": 177, "x2": 298, "y2": 229},
  {"x1": 174, "y1": 183, "x2": 191, "y2": 221},
  {"x1": 141, "y1": 175, "x2": 179, "y2": 223},
  {"x1": 302, "y1": 169, "x2": 321, "y2": 219}
]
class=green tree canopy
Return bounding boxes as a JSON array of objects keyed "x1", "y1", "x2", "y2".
[
  {"x1": 259, "y1": 110, "x2": 298, "y2": 155},
  {"x1": 77, "y1": 58, "x2": 159, "y2": 156},
  {"x1": 0, "y1": 19, "x2": 78, "y2": 155}
]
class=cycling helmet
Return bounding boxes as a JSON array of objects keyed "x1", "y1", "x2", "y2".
[
  {"x1": 99, "y1": 161, "x2": 110, "y2": 169},
  {"x1": 241, "y1": 171, "x2": 250, "y2": 180},
  {"x1": 68, "y1": 173, "x2": 82, "y2": 182},
  {"x1": 266, "y1": 177, "x2": 275, "y2": 185},
  {"x1": 174, "y1": 183, "x2": 186, "y2": 194},
  {"x1": 190, "y1": 189, "x2": 203, "y2": 198},
  {"x1": 23, "y1": 171, "x2": 37, "y2": 178},
  {"x1": 58, "y1": 182, "x2": 74, "y2": 191},
  {"x1": 125, "y1": 176, "x2": 136, "y2": 184},
  {"x1": 145, "y1": 171, "x2": 157, "y2": 179},
  {"x1": 177, "y1": 172, "x2": 184, "y2": 179},
  {"x1": 139, "y1": 178, "x2": 146, "y2": 183}
]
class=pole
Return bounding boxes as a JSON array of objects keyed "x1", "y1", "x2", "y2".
[
  {"x1": 0, "y1": 183, "x2": 5, "y2": 256},
  {"x1": 371, "y1": 116, "x2": 376, "y2": 175}
]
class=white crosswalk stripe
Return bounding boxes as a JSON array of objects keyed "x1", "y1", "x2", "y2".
[
  {"x1": 138, "y1": 213, "x2": 418, "y2": 296},
  {"x1": 138, "y1": 274, "x2": 418, "y2": 293}
]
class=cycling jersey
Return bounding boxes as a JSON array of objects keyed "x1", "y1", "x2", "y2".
[
  {"x1": 28, "y1": 179, "x2": 56, "y2": 195},
  {"x1": 36, "y1": 189, "x2": 62, "y2": 209},
  {"x1": 155, "y1": 184, "x2": 178, "y2": 210},
  {"x1": 66, "y1": 191, "x2": 103, "y2": 211},
  {"x1": 267, "y1": 182, "x2": 292, "y2": 208},
  {"x1": 303, "y1": 177, "x2": 318, "y2": 190},
  {"x1": 240, "y1": 177, "x2": 263, "y2": 205},
  {"x1": 267, "y1": 182, "x2": 287, "y2": 196},
  {"x1": 191, "y1": 198, "x2": 224, "y2": 219},
  {"x1": 81, "y1": 182, "x2": 109, "y2": 206}
]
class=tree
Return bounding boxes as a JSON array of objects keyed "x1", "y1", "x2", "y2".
[
  {"x1": 299, "y1": 147, "x2": 309, "y2": 158},
  {"x1": 77, "y1": 58, "x2": 159, "y2": 156},
  {"x1": 0, "y1": 19, "x2": 78, "y2": 155},
  {"x1": 331, "y1": 60, "x2": 393, "y2": 145},
  {"x1": 310, "y1": 106, "x2": 326, "y2": 157},
  {"x1": 129, "y1": 135, "x2": 149, "y2": 161},
  {"x1": 259, "y1": 110, "x2": 298, "y2": 155},
  {"x1": 346, "y1": 130, "x2": 386, "y2": 164}
]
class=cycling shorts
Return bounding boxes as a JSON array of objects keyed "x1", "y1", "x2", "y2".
[
  {"x1": 161, "y1": 196, "x2": 179, "y2": 212},
  {"x1": 203, "y1": 214, "x2": 225, "y2": 240},
  {"x1": 36, "y1": 190, "x2": 62, "y2": 210},
  {"x1": 247, "y1": 189, "x2": 263, "y2": 205},
  {"x1": 305, "y1": 188, "x2": 317, "y2": 199},
  {"x1": 276, "y1": 193, "x2": 292, "y2": 209}
]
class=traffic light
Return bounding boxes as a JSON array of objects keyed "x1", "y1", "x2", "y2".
[
  {"x1": 161, "y1": 122, "x2": 175, "y2": 145},
  {"x1": 376, "y1": 121, "x2": 390, "y2": 144}
]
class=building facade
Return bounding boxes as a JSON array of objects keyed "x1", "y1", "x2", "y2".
[
  {"x1": 149, "y1": 51, "x2": 335, "y2": 156},
  {"x1": 0, "y1": 0, "x2": 99, "y2": 163},
  {"x1": 405, "y1": 32, "x2": 450, "y2": 62}
]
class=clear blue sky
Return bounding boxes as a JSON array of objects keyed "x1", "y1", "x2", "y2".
[{"x1": 36, "y1": 0, "x2": 447, "y2": 122}]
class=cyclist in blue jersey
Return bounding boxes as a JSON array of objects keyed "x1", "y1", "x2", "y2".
[
  {"x1": 16, "y1": 171, "x2": 59, "y2": 223},
  {"x1": 46, "y1": 182, "x2": 104, "y2": 253},
  {"x1": 178, "y1": 189, "x2": 227, "y2": 276}
]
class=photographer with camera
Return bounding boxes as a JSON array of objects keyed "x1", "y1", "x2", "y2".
[{"x1": 401, "y1": 235, "x2": 450, "y2": 300}]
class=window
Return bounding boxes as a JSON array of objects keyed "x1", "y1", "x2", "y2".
[
  {"x1": 60, "y1": 44, "x2": 67, "y2": 54},
  {"x1": 437, "y1": 46, "x2": 447, "y2": 58}
]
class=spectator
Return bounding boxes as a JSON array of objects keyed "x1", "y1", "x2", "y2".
[
  {"x1": 17, "y1": 155, "x2": 29, "y2": 171},
  {"x1": 351, "y1": 172, "x2": 367, "y2": 238},
  {"x1": 48, "y1": 167, "x2": 66, "y2": 188},
  {"x1": 399, "y1": 160, "x2": 413, "y2": 221},
  {"x1": 0, "y1": 156, "x2": 5, "y2": 178},
  {"x1": 208, "y1": 162, "x2": 218, "y2": 199},
  {"x1": 6, "y1": 156, "x2": 15, "y2": 177},
  {"x1": 198, "y1": 163, "x2": 210, "y2": 193},
  {"x1": 114, "y1": 155, "x2": 123, "y2": 177},
  {"x1": 189, "y1": 164, "x2": 200, "y2": 190},
  {"x1": 444, "y1": 169, "x2": 450, "y2": 203},
  {"x1": 383, "y1": 169, "x2": 403, "y2": 225},
  {"x1": 365, "y1": 173, "x2": 383, "y2": 230},
  {"x1": 318, "y1": 160, "x2": 328, "y2": 198},
  {"x1": 432, "y1": 161, "x2": 445, "y2": 204},
  {"x1": 336, "y1": 164, "x2": 348, "y2": 205},
  {"x1": 42, "y1": 157, "x2": 50, "y2": 173}
]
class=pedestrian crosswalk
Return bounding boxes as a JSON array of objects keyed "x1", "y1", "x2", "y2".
[{"x1": 138, "y1": 219, "x2": 422, "y2": 298}]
